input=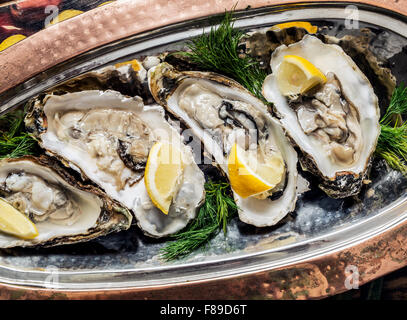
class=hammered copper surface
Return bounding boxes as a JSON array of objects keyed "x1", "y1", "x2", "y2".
[
  {"x1": 1, "y1": 216, "x2": 407, "y2": 300},
  {"x1": 0, "y1": 0, "x2": 406, "y2": 300}
]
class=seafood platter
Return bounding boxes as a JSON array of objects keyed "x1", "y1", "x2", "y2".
[{"x1": 0, "y1": 1, "x2": 406, "y2": 299}]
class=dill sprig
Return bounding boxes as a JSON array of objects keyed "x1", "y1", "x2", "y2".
[
  {"x1": 0, "y1": 108, "x2": 39, "y2": 160},
  {"x1": 376, "y1": 83, "x2": 407, "y2": 174},
  {"x1": 380, "y1": 84, "x2": 407, "y2": 126},
  {"x1": 160, "y1": 181, "x2": 238, "y2": 261},
  {"x1": 180, "y1": 11, "x2": 267, "y2": 100}
]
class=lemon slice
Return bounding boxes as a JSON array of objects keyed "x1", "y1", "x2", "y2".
[
  {"x1": 277, "y1": 55, "x2": 327, "y2": 96},
  {"x1": 48, "y1": 10, "x2": 83, "y2": 26},
  {"x1": 270, "y1": 21, "x2": 317, "y2": 34},
  {"x1": 227, "y1": 143, "x2": 285, "y2": 198},
  {"x1": 115, "y1": 59, "x2": 142, "y2": 72},
  {"x1": 145, "y1": 141, "x2": 184, "y2": 214},
  {"x1": 0, "y1": 198, "x2": 38, "y2": 239},
  {"x1": 0, "y1": 34, "x2": 26, "y2": 52}
]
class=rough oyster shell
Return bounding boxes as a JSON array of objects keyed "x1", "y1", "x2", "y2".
[
  {"x1": 0, "y1": 156, "x2": 132, "y2": 248},
  {"x1": 322, "y1": 28, "x2": 396, "y2": 114},
  {"x1": 47, "y1": 62, "x2": 151, "y2": 102},
  {"x1": 239, "y1": 23, "x2": 317, "y2": 71}
]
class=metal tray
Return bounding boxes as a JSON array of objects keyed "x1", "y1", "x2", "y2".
[{"x1": 0, "y1": 0, "x2": 407, "y2": 299}]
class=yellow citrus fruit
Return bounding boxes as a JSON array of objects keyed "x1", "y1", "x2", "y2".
[
  {"x1": 270, "y1": 21, "x2": 318, "y2": 34},
  {"x1": 227, "y1": 143, "x2": 285, "y2": 198},
  {"x1": 145, "y1": 141, "x2": 184, "y2": 214},
  {"x1": 0, "y1": 198, "x2": 38, "y2": 240},
  {"x1": 49, "y1": 10, "x2": 83, "y2": 25},
  {"x1": 277, "y1": 55, "x2": 327, "y2": 96},
  {"x1": 0, "y1": 34, "x2": 26, "y2": 52},
  {"x1": 115, "y1": 59, "x2": 142, "y2": 72}
]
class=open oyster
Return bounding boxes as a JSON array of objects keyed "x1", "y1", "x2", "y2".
[
  {"x1": 0, "y1": 156, "x2": 132, "y2": 248},
  {"x1": 25, "y1": 90, "x2": 205, "y2": 238},
  {"x1": 148, "y1": 62, "x2": 299, "y2": 227},
  {"x1": 240, "y1": 22, "x2": 318, "y2": 70},
  {"x1": 322, "y1": 29, "x2": 396, "y2": 111},
  {"x1": 262, "y1": 35, "x2": 381, "y2": 198}
]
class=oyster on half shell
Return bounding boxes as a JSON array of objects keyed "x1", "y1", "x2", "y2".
[
  {"x1": 148, "y1": 62, "x2": 299, "y2": 227},
  {"x1": 25, "y1": 90, "x2": 205, "y2": 238},
  {"x1": 0, "y1": 156, "x2": 132, "y2": 248},
  {"x1": 262, "y1": 35, "x2": 381, "y2": 198}
]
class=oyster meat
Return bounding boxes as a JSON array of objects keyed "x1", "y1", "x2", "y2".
[
  {"x1": 262, "y1": 35, "x2": 381, "y2": 197},
  {"x1": 148, "y1": 62, "x2": 299, "y2": 227},
  {"x1": 25, "y1": 90, "x2": 205, "y2": 238},
  {"x1": 0, "y1": 156, "x2": 132, "y2": 248}
]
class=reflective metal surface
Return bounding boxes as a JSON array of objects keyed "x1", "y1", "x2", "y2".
[{"x1": 0, "y1": 1, "x2": 406, "y2": 299}]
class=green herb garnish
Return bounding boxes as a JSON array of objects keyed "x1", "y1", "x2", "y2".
[
  {"x1": 0, "y1": 108, "x2": 39, "y2": 159},
  {"x1": 161, "y1": 181, "x2": 238, "y2": 261},
  {"x1": 376, "y1": 83, "x2": 407, "y2": 174},
  {"x1": 180, "y1": 11, "x2": 267, "y2": 100},
  {"x1": 380, "y1": 84, "x2": 407, "y2": 126}
]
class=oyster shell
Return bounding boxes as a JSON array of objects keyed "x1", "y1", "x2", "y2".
[
  {"x1": 25, "y1": 90, "x2": 205, "y2": 238},
  {"x1": 239, "y1": 23, "x2": 317, "y2": 71},
  {"x1": 48, "y1": 62, "x2": 150, "y2": 102},
  {"x1": 262, "y1": 35, "x2": 381, "y2": 198},
  {"x1": 0, "y1": 156, "x2": 132, "y2": 248},
  {"x1": 148, "y1": 62, "x2": 299, "y2": 227},
  {"x1": 322, "y1": 29, "x2": 396, "y2": 113}
]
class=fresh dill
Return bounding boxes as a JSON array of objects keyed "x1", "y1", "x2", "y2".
[
  {"x1": 160, "y1": 181, "x2": 238, "y2": 261},
  {"x1": 380, "y1": 84, "x2": 407, "y2": 126},
  {"x1": 376, "y1": 83, "x2": 407, "y2": 174},
  {"x1": 0, "y1": 108, "x2": 39, "y2": 160},
  {"x1": 179, "y1": 11, "x2": 267, "y2": 100}
]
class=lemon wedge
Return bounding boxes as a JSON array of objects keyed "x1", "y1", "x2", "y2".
[
  {"x1": 0, "y1": 198, "x2": 38, "y2": 239},
  {"x1": 48, "y1": 10, "x2": 83, "y2": 26},
  {"x1": 145, "y1": 141, "x2": 185, "y2": 214},
  {"x1": 227, "y1": 143, "x2": 285, "y2": 198},
  {"x1": 115, "y1": 59, "x2": 142, "y2": 72},
  {"x1": 0, "y1": 34, "x2": 26, "y2": 52},
  {"x1": 270, "y1": 21, "x2": 317, "y2": 34},
  {"x1": 277, "y1": 55, "x2": 327, "y2": 96}
]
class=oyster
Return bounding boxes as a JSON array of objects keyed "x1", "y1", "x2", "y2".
[
  {"x1": 239, "y1": 22, "x2": 318, "y2": 71},
  {"x1": 25, "y1": 90, "x2": 205, "y2": 238},
  {"x1": 48, "y1": 61, "x2": 150, "y2": 102},
  {"x1": 148, "y1": 63, "x2": 299, "y2": 227},
  {"x1": 0, "y1": 156, "x2": 132, "y2": 248},
  {"x1": 262, "y1": 35, "x2": 381, "y2": 198},
  {"x1": 322, "y1": 29, "x2": 397, "y2": 112}
]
